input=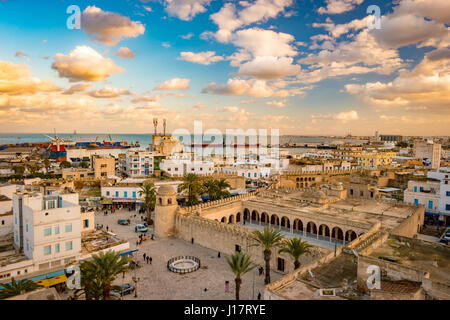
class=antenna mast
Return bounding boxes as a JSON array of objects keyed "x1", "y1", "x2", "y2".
[
  {"x1": 163, "y1": 119, "x2": 166, "y2": 136},
  {"x1": 153, "y1": 118, "x2": 158, "y2": 136}
]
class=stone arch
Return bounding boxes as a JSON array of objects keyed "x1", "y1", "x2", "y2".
[
  {"x1": 300, "y1": 177, "x2": 304, "y2": 181},
  {"x1": 270, "y1": 214, "x2": 280, "y2": 226},
  {"x1": 228, "y1": 215, "x2": 235, "y2": 224},
  {"x1": 332, "y1": 227, "x2": 344, "y2": 241},
  {"x1": 251, "y1": 210, "x2": 259, "y2": 222},
  {"x1": 293, "y1": 219, "x2": 303, "y2": 231},
  {"x1": 306, "y1": 221, "x2": 317, "y2": 234},
  {"x1": 345, "y1": 230, "x2": 357, "y2": 242},
  {"x1": 319, "y1": 224, "x2": 330, "y2": 237},
  {"x1": 281, "y1": 216, "x2": 290, "y2": 228},
  {"x1": 221, "y1": 217, "x2": 226, "y2": 223},
  {"x1": 261, "y1": 212, "x2": 269, "y2": 224},
  {"x1": 244, "y1": 208, "x2": 250, "y2": 221},
  {"x1": 296, "y1": 177, "x2": 300, "y2": 182},
  {"x1": 236, "y1": 212, "x2": 241, "y2": 223}
]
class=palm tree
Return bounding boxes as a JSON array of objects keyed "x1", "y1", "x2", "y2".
[
  {"x1": 0, "y1": 277, "x2": 41, "y2": 299},
  {"x1": 226, "y1": 252, "x2": 256, "y2": 300},
  {"x1": 251, "y1": 227, "x2": 284, "y2": 284},
  {"x1": 139, "y1": 182, "x2": 156, "y2": 220},
  {"x1": 43, "y1": 159, "x2": 51, "y2": 174},
  {"x1": 278, "y1": 237, "x2": 313, "y2": 270},
  {"x1": 217, "y1": 178, "x2": 231, "y2": 198},
  {"x1": 12, "y1": 165, "x2": 25, "y2": 177},
  {"x1": 60, "y1": 160, "x2": 71, "y2": 169},
  {"x1": 80, "y1": 251, "x2": 129, "y2": 300},
  {"x1": 178, "y1": 173, "x2": 203, "y2": 206},
  {"x1": 203, "y1": 178, "x2": 219, "y2": 200}
]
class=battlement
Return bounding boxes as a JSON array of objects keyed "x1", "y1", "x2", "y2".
[{"x1": 282, "y1": 169, "x2": 358, "y2": 176}]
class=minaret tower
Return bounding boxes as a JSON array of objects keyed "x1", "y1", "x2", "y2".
[{"x1": 154, "y1": 185, "x2": 177, "y2": 238}]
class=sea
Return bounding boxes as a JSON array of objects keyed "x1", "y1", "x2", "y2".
[{"x1": 0, "y1": 133, "x2": 367, "y2": 154}]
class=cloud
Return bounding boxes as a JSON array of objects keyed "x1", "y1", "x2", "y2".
[
  {"x1": 162, "y1": 42, "x2": 171, "y2": 48},
  {"x1": 155, "y1": 78, "x2": 190, "y2": 90},
  {"x1": 15, "y1": 51, "x2": 27, "y2": 58},
  {"x1": 63, "y1": 83, "x2": 92, "y2": 95},
  {"x1": 88, "y1": 86, "x2": 131, "y2": 98},
  {"x1": 318, "y1": 0, "x2": 363, "y2": 15},
  {"x1": 81, "y1": 6, "x2": 145, "y2": 45},
  {"x1": 164, "y1": 0, "x2": 212, "y2": 21},
  {"x1": 115, "y1": 47, "x2": 135, "y2": 59},
  {"x1": 180, "y1": 33, "x2": 194, "y2": 39},
  {"x1": 312, "y1": 110, "x2": 359, "y2": 122},
  {"x1": 190, "y1": 103, "x2": 207, "y2": 111},
  {"x1": 266, "y1": 100, "x2": 286, "y2": 108},
  {"x1": 209, "y1": 1, "x2": 293, "y2": 43},
  {"x1": 179, "y1": 51, "x2": 224, "y2": 65},
  {"x1": 51, "y1": 46, "x2": 125, "y2": 82},
  {"x1": 131, "y1": 94, "x2": 159, "y2": 103},
  {"x1": 202, "y1": 78, "x2": 308, "y2": 98},
  {"x1": 238, "y1": 56, "x2": 300, "y2": 79},
  {"x1": 0, "y1": 61, "x2": 59, "y2": 94},
  {"x1": 344, "y1": 47, "x2": 450, "y2": 112}
]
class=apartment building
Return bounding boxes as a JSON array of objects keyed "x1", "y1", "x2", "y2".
[
  {"x1": 160, "y1": 158, "x2": 214, "y2": 177},
  {"x1": 357, "y1": 151, "x2": 397, "y2": 170},
  {"x1": 414, "y1": 140, "x2": 442, "y2": 169},
  {"x1": 403, "y1": 180, "x2": 441, "y2": 216},
  {"x1": 427, "y1": 168, "x2": 450, "y2": 225},
  {"x1": 121, "y1": 150, "x2": 161, "y2": 177},
  {"x1": 92, "y1": 155, "x2": 115, "y2": 179}
]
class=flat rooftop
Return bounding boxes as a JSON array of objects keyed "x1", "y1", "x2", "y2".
[
  {"x1": 368, "y1": 237, "x2": 450, "y2": 284},
  {"x1": 81, "y1": 229, "x2": 126, "y2": 255}
]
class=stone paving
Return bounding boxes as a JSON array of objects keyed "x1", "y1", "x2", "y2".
[{"x1": 91, "y1": 209, "x2": 281, "y2": 300}]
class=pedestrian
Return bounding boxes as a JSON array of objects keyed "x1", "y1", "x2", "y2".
[
  {"x1": 149, "y1": 257, "x2": 152, "y2": 264},
  {"x1": 257, "y1": 292, "x2": 262, "y2": 300},
  {"x1": 106, "y1": 226, "x2": 109, "y2": 232},
  {"x1": 218, "y1": 252, "x2": 221, "y2": 258},
  {"x1": 146, "y1": 256, "x2": 149, "y2": 264},
  {"x1": 151, "y1": 234, "x2": 154, "y2": 240},
  {"x1": 225, "y1": 281, "x2": 229, "y2": 293},
  {"x1": 136, "y1": 240, "x2": 139, "y2": 246},
  {"x1": 143, "y1": 253, "x2": 146, "y2": 261}
]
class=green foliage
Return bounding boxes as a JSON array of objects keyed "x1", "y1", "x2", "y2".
[
  {"x1": 278, "y1": 237, "x2": 313, "y2": 269},
  {"x1": 203, "y1": 178, "x2": 231, "y2": 201},
  {"x1": 178, "y1": 173, "x2": 203, "y2": 206},
  {"x1": 226, "y1": 252, "x2": 256, "y2": 300},
  {"x1": 0, "y1": 277, "x2": 41, "y2": 299},
  {"x1": 60, "y1": 160, "x2": 71, "y2": 169},
  {"x1": 79, "y1": 250, "x2": 129, "y2": 300},
  {"x1": 79, "y1": 161, "x2": 89, "y2": 169},
  {"x1": 139, "y1": 183, "x2": 156, "y2": 215}
]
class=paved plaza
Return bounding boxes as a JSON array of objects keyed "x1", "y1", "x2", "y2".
[{"x1": 90, "y1": 209, "x2": 281, "y2": 300}]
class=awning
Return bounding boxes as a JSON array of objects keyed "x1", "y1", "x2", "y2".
[
  {"x1": 100, "y1": 200, "x2": 113, "y2": 205},
  {"x1": 36, "y1": 275, "x2": 68, "y2": 287},
  {"x1": 120, "y1": 249, "x2": 138, "y2": 256},
  {"x1": 425, "y1": 211, "x2": 440, "y2": 216}
]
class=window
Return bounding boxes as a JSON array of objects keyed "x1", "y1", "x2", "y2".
[
  {"x1": 65, "y1": 241, "x2": 73, "y2": 251},
  {"x1": 360, "y1": 191, "x2": 364, "y2": 197},
  {"x1": 132, "y1": 192, "x2": 136, "y2": 198},
  {"x1": 277, "y1": 258, "x2": 285, "y2": 272},
  {"x1": 65, "y1": 224, "x2": 72, "y2": 232},
  {"x1": 414, "y1": 186, "x2": 417, "y2": 192},
  {"x1": 55, "y1": 244, "x2": 60, "y2": 253},
  {"x1": 428, "y1": 201, "x2": 433, "y2": 209},
  {"x1": 124, "y1": 191, "x2": 127, "y2": 198},
  {"x1": 446, "y1": 204, "x2": 450, "y2": 211},
  {"x1": 26, "y1": 241, "x2": 29, "y2": 251},
  {"x1": 370, "y1": 191, "x2": 374, "y2": 198},
  {"x1": 106, "y1": 191, "x2": 110, "y2": 196},
  {"x1": 44, "y1": 245, "x2": 51, "y2": 255},
  {"x1": 55, "y1": 225, "x2": 60, "y2": 234},
  {"x1": 84, "y1": 219, "x2": 89, "y2": 228},
  {"x1": 235, "y1": 245, "x2": 241, "y2": 252},
  {"x1": 419, "y1": 187, "x2": 424, "y2": 192},
  {"x1": 44, "y1": 228, "x2": 52, "y2": 236},
  {"x1": 350, "y1": 189, "x2": 354, "y2": 196},
  {"x1": 414, "y1": 199, "x2": 419, "y2": 206},
  {"x1": 48, "y1": 200, "x2": 55, "y2": 209},
  {"x1": 115, "y1": 191, "x2": 119, "y2": 197},
  {"x1": 26, "y1": 224, "x2": 28, "y2": 232},
  {"x1": 446, "y1": 191, "x2": 450, "y2": 197}
]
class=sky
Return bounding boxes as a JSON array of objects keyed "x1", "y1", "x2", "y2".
[{"x1": 0, "y1": 0, "x2": 448, "y2": 136}]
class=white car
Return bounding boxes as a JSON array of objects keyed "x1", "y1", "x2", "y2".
[{"x1": 135, "y1": 224, "x2": 148, "y2": 232}]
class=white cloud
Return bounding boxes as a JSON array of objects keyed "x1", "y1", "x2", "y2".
[
  {"x1": 164, "y1": 0, "x2": 212, "y2": 21},
  {"x1": 318, "y1": 0, "x2": 363, "y2": 15},
  {"x1": 179, "y1": 51, "x2": 224, "y2": 65},
  {"x1": 81, "y1": 6, "x2": 145, "y2": 45},
  {"x1": 238, "y1": 56, "x2": 300, "y2": 79},
  {"x1": 114, "y1": 47, "x2": 135, "y2": 59},
  {"x1": 88, "y1": 86, "x2": 131, "y2": 98},
  {"x1": 51, "y1": 46, "x2": 125, "y2": 82},
  {"x1": 155, "y1": 78, "x2": 190, "y2": 90},
  {"x1": 266, "y1": 100, "x2": 286, "y2": 108}
]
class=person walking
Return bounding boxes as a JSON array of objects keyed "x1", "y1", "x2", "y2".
[
  {"x1": 257, "y1": 292, "x2": 262, "y2": 300},
  {"x1": 149, "y1": 257, "x2": 152, "y2": 264},
  {"x1": 143, "y1": 253, "x2": 146, "y2": 261},
  {"x1": 146, "y1": 256, "x2": 149, "y2": 264},
  {"x1": 106, "y1": 226, "x2": 109, "y2": 232}
]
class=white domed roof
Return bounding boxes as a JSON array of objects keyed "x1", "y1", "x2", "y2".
[{"x1": 158, "y1": 185, "x2": 176, "y2": 196}]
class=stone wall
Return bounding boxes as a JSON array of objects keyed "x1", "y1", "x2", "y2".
[{"x1": 391, "y1": 206, "x2": 424, "y2": 237}]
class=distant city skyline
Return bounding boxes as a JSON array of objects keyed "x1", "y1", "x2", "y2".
[{"x1": 0, "y1": 0, "x2": 448, "y2": 135}]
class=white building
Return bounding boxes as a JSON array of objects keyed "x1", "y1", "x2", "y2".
[
  {"x1": 427, "y1": 167, "x2": 450, "y2": 225},
  {"x1": 222, "y1": 165, "x2": 272, "y2": 180},
  {"x1": 160, "y1": 158, "x2": 214, "y2": 177},
  {"x1": 414, "y1": 140, "x2": 442, "y2": 169},
  {"x1": 403, "y1": 180, "x2": 440, "y2": 213},
  {"x1": 121, "y1": 150, "x2": 160, "y2": 177}
]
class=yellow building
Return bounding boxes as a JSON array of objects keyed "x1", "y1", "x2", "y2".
[
  {"x1": 92, "y1": 156, "x2": 115, "y2": 179},
  {"x1": 357, "y1": 152, "x2": 396, "y2": 170}
]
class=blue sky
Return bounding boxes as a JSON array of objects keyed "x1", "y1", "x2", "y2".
[{"x1": 0, "y1": 0, "x2": 448, "y2": 135}]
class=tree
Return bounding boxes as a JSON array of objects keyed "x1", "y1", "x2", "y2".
[
  {"x1": 178, "y1": 173, "x2": 203, "y2": 206},
  {"x1": 139, "y1": 182, "x2": 156, "y2": 220},
  {"x1": 217, "y1": 178, "x2": 231, "y2": 198},
  {"x1": 60, "y1": 160, "x2": 71, "y2": 169},
  {"x1": 79, "y1": 161, "x2": 89, "y2": 169},
  {"x1": 278, "y1": 237, "x2": 313, "y2": 270},
  {"x1": 12, "y1": 165, "x2": 25, "y2": 177},
  {"x1": 0, "y1": 277, "x2": 41, "y2": 299},
  {"x1": 203, "y1": 178, "x2": 231, "y2": 201},
  {"x1": 43, "y1": 159, "x2": 51, "y2": 173},
  {"x1": 226, "y1": 252, "x2": 256, "y2": 300},
  {"x1": 251, "y1": 227, "x2": 284, "y2": 284},
  {"x1": 79, "y1": 251, "x2": 129, "y2": 300}
]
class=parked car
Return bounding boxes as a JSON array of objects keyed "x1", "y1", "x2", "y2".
[
  {"x1": 117, "y1": 219, "x2": 129, "y2": 225},
  {"x1": 439, "y1": 238, "x2": 448, "y2": 245},
  {"x1": 111, "y1": 283, "x2": 135, "y2": 296},
  {"x1": 135, "y1": 224, "x2": 148, "y2": 232}
]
